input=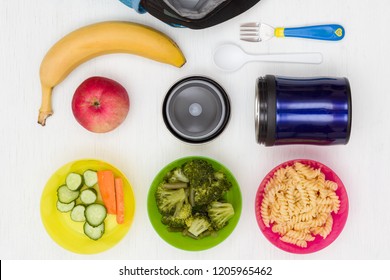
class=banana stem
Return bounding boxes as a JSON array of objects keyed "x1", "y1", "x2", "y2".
[{"x1": 38, "y1": 85, "x2": 53, "y2": 126}]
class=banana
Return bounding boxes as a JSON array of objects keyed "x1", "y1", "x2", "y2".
[{"x1": 38, "y1": 21, "x2": 186, "y2": 126}]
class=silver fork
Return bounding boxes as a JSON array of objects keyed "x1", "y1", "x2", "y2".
[
  {"x1": 240, "y1": 22, "x2": 345, "y2": 42},
  {"x1": 240, "y1": 22, "x2": 275, "y2": 42}
]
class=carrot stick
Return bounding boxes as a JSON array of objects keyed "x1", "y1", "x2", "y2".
[
  {"x1": 97, "y1": 170, "x2": 116, "y2": 214},
  {"x1": 115, "y1": 177, "x2": 125, "y2": 224}
]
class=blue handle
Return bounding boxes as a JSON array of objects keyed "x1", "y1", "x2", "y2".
[
  {"x1": 283, "y1": 24, "x2": 345, "y2": 41},
  {"x1": 118, "y1": 0, "x2": 146, "y2": 14}
]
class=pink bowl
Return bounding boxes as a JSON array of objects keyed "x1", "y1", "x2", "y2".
[{"x1": 255, "y1": 159, "x2": 349, "y2": 254}]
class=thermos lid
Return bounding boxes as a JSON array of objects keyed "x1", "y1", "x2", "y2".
[
  {"x1": 255, "y1": 75, "x2": 276, "y2": 146},
  {"x1": 163, "y1": 76, "x2": 230, "y2": 144}
]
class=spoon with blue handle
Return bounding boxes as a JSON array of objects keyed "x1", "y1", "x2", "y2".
[{"x1": 240, "y1": 23, "x2": 345, "y2": 42}]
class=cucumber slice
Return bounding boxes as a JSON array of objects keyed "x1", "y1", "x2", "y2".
[
  {"x1": 83, "y1": 170, "x2": 98, "y2": 187},
  {"x1": 84, "y1": 222, "x2": 105, "y2": 240},
  {"x1": 80, "y1": 188, "x2": 97, "y2": 205},
  {"x1": 56, "y1": 200, "x2": 75, "y2": 213},
  {"x1": 57, "y1": 185, "x2": 80, "y2": 204},
  {"x1": 66, "y1": 172, "x2": 83, "y2": 191},
  {"x1": 85, "y1": 204, "x2": 107, "y2": 227},
  {"x1": 70, "y1": 205, "x2": 86, "y2": 222}
]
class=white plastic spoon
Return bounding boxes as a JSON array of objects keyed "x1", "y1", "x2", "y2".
[{"x1": 213, "y1": 43, "x2": 323, "y2": 72}]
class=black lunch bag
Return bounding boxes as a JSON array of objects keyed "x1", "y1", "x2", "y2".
[{"x1": 119, "y1": 0, "x2": 262, "y2": 29}]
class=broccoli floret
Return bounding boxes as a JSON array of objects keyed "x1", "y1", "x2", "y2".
[
  {"x1": 155, "y1": 185, "x2": 186, "y2": 215},
  {"x1": 191, "y1": 175, "x2": 232, "y2": 206},
  {"x1": 185, "y1": 214, "x2": 211, "y2": 237},
  {"x1": 166, "y1": 167, "x2": 189, "y2": 184},
  {"x1": 191, "y1": 203, "x2": 208, "y2": 215},
  {"x1": 182, "y1": 159, "x2": 214, "y2": 187},
  {"x1": 212, "y1": 177, "x2": 232, "y2": 193},
  {"x1": 213, "y1": 171, "x2": 226, "y2": 180},
  {"x1": 193, "y1": 186, "x2": 215, "y2": 206},
  {"x1": 175, "y1": 203, "x2": 192, "y2": 219},
  {"x1": 182, "y1": 160, "x2": 233, "y2": 206},
  {"x1": 207, "y1": 201, "x2": 235, "y2": 230},
  {"x1": 161, "y1": 203, "x2": 192, "y2": 228}
]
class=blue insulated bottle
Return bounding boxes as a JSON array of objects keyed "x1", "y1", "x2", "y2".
[{"x1": 255, "y1": 75, "x2": 352, "y2": 146}]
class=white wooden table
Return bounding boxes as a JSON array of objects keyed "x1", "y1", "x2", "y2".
[{"x1": 1, "y1": 0, "x2": 389, "y2": 260}]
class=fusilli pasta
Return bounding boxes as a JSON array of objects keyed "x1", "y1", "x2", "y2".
[{"x1": 260, "y1": 162, "x2": 340, "y2": 248}]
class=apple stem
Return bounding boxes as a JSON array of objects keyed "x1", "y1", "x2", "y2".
[{"x1": 38, "y1": 85, "x2": 54, "y2": 126}]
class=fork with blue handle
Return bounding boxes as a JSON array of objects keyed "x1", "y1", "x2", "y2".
[{"x1": 240, "y1": 23, "x2": 345, "y2": 42}]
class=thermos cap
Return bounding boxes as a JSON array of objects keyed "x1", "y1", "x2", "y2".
[{"x1": 163, "y1": 76, "x2": 230, "y2": 144}]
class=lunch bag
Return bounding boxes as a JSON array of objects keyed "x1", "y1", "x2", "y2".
[{"x1": 119, "y1": 0, "x2": 262, "y2": 29}]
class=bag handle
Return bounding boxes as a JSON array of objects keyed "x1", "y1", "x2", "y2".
[{"x1": 118, "y1": 0, "x2": 146, "y2": 13}]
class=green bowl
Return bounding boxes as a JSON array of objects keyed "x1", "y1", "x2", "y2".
[{"x1": 147, "y1": 156, "x2": 242, "y2": 251}]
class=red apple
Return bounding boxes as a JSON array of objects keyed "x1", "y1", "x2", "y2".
[{"x1": 72, "y1": 76, "x2": 130, "y2": 133}]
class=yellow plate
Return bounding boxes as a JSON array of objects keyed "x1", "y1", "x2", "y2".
[{"x1": 40, "y1": 159, "x2": 135, "y2": 254}]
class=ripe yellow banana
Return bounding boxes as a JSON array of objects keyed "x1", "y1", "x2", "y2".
[{"x1": 38, "y1": 21, "x2": 186, "y2": 126}]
